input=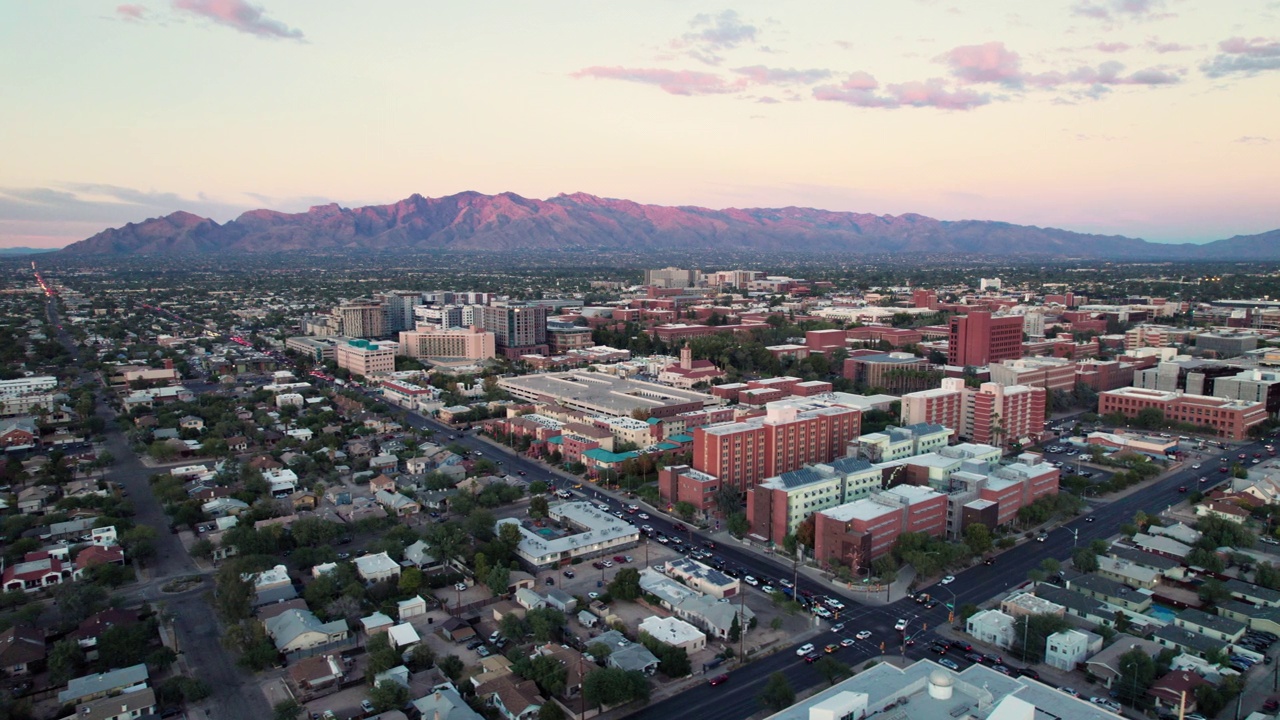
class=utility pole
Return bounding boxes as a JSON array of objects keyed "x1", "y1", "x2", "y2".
[{"x1": 738, "y1": 582, "x2": 746, "y2": 662}]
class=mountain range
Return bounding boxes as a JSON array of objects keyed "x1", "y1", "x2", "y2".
[{"x1": 56, "y1": 191, "x2": 1280, "y2": 260}]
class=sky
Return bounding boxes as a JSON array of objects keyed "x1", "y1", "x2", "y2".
[{"x1": 2, "y1": 1, "x2": 1279, "y2": 248}]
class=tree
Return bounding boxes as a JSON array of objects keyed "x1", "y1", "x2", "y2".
[
  {"x1": 1013, "y1": 613, "x2": 1072, "y2": 663},
  {"x1": 501, "y1": 613, "x2": 530, "y2": 641},
  {"x1": 409, "y1": 643, "x2": 436, "y2": 670},
  {"x1": 963, "y1": 523, "x2": 992, "y2": 556},
  {"x1": 369, "y1": 680, "x2": 410, "y2": 712},
  {"x1": 795, "y1": 515, "x2": 816, "y2": 549},
  {"x1": 1114, "y1": 648, "x2": 1158, "y2": 707},
  {"x1": 527, "y1": 607, "x2": 566, "y2": 642},
  {"x1": 583, "y1": 667, "x2": 646, "y2": 709},
  {"x1": 609, "y1": 567, "x2": 642, "y2": 601},
  {"x1": 759, "y1": 672, "x2": 796, "y2": 712},
  {"x1": 190, "y1": 538, "x2": 215, "y2": 560},
  {"x1": 48, "y1": 638, "x2": 84, "y2": 685},
  {"x1": 530, "y1": 494, "x2": 550, "y2": 519},
  {"x1": 814, "y1": 656, "x2": 852, "y2": 686},
  {"x1": 120, "y1": 525, "x2": 158, "y2": 562},
  {"x1": 1072, "y1": 546, "x2": 1100, "y2": 573},
  {"x1": 486, "y1": 565, "x2": 511, "y2": 594},
  {"x1": 726, "y1": 512, "x2": 749, "y2": 538},
  {"x1": 674, "y1": 501, "x2": 696, "y2": 521},
  {"x1": 438, "y1": 654, "x2": 465, "y2": 681},
  {"x1": 728, "y1": 614, "x2": 741, "y2": 644},
  {"x1": 1198, "y1": 578, "x2": 1231, "y2": 606},
  {"x1": 273, "y1": 700, "x2": 302, "y2": 720},
  {"x1": 538, "y1": 701, "x2": 567, "y2": 720},
  {"x1": 399, "y1": 567, "x2": 424, "y2": 595},
  {"x1": 365, "y1": 633, "x2": 401, "y2": 675},
  {"x1": 467, "y1": 508, "x2": 498, "y2": 541}
]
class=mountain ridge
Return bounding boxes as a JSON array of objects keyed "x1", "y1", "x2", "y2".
[{"x1": 57, "y1": 191, "x2": 1280, "y2": 260}]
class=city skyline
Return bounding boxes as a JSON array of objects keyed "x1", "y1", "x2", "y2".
[{"x1": 2, "y1": 0, "x2": 1278, "y2": 248}]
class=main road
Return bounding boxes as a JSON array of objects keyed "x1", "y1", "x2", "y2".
[{"x1": 46, "y1": 295, "x2": 272, "y2": 720}]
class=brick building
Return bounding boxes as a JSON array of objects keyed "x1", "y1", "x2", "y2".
[
  {"x1": 692, "y1": 399, "x2": 861, "y2": 492},
  {"x1": 948, "y1": 310, "x2": 1024, "y2": 367},
  {"x1": 813, "y1": 485, "x2": 948, "y2": 570},
  {"x1": 1097, "y1": 387, "x2": 1267, "y2": 440}
]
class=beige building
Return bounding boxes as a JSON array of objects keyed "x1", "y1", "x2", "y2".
[
  {"x1": 335, "y1": 302, "x2": 389, "y2": 339},
  {"x1": 335, "y1": 339, "x2": 397, "y2": 378},
  {"x1": 398, "y1": 325, "x2": 496, "y2": 361}
]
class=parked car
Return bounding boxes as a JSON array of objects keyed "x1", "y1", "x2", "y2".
[{"x1": 938, "y1": 658, "x2": 960, "y2": 670}]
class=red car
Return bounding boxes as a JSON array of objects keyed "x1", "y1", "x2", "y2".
[
  {"x1": 613, "y1": 555, "x2": 628, "y2": 564},
  {"x1": 1178, "y1": 486, "x2": 1187, "y2": 492},
  {"x1": 709, "y1": 674, "x2": 730, "y2": 686}
]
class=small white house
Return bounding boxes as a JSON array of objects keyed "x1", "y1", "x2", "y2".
[
  {"x1": 397, "y1": 596, "x2": 427, "y2": 620},
  {"x1": 639, "y1": 616, "x2": 706, "y2": 653},
  {"x1": 967, "y1": 609, "x2": 1017, "y2": 650},
  {"x1": 387, "y1": 622, "x2": 421, "y2": 649},
  {"x1": 354, "y1": 552, "x2": 401, "y2": 584},
  {"x1": 515, "y1": 588, "x2": 546, "y2": 610},
  {"x1": 1045, "y1": 628, "x2": 1104, "y2": 671}
]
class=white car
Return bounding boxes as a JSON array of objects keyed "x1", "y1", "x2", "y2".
[
  {"x1": 762, "y1": 585, "x2": 776, "y2": 594},
  {"x1": 638, "y1": 512, "x2": 650, "y2": 520},
  {"x1": 1192, "y1": 463, "x2": 1201, "y2": 469},
  {"x1": 856, "y1": 630, "x2": 872, "y2": 640},
  {"x1": 940, "y1": 576, "x2": 956, "y2": 585},
  {"x1": 796, "y1": 643, "x2": 815, "y2": 656},
  {"x1": 744, "y1": 576, "x2": 759, "y2": 586},
  {"x1": 894, "y1": 618, "x2": 908, "y2": 631},
  {"x1": 597, "y1": 503, "x2": 609, "y2": 512}
]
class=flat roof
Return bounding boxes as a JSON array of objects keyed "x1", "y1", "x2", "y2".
[
  {"x1": 821, "y1": 498, "x2": 898, "y2": 523},
  {"x1": 498, "y1": 372, "x2": 714, "y2": 417}
]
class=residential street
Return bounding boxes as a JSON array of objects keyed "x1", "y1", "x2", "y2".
[{"x1": 48, "y1": 298, "x2": 272, "y2": 720}]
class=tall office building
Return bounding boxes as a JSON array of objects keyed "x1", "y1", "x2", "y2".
[
  {"x1": 377, "y1": 291, "x2": 423, "y2": 333},
  {"x1": 413, "y1": 304, "x2": 464, "y2": 329},
  {"x1": 947, "y1": 310, "x2": 1023, "y2": 367},
  {"x1": 643, "y1": 267, "x2": 698, "y2": 288},
  {"x1": 480, "y1": 303, "x2": 549, "y2": 358},
  {"x1": 334, "y1": 302, "x2": 389, "y2": 339}
]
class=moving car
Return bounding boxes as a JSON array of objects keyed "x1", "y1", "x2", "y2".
[
  {"x1": 856, "y1": 630, "x2": 872, "y2": 640},
  {"x1": 840, "y1": 638, "x2": 855, "y2": 648},
  {"x1": 894, "y1": 618, "x2": 908, "y2": 632},
  {"x1": 796, "y1": 644, "x2": 815, "y2": 656},
  {"x1": 825, "y1": 644, "x2": 839, "y2": 654},
  {"x1": 709, "y1": 674, "x2": 730, "y2": 687},
  {"x1": 804, "y1": 651, "x2": 821, "y2": 664},
  {"x1": 938, "y1": 658, "x2": 960, "y2": 670}
]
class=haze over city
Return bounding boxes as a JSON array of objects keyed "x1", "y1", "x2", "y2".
[{"x1": 2, "y1": 0, "x2": 1279, "y2": 249}]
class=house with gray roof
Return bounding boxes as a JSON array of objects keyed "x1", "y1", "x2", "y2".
[
  {"x1": 1068, "y1": 574, "x2": 1152, "y2": 612},
  {"x1": 1219, "y1": 600, "x2": 1280, "y2": 635},
  {"x1": 263, "y1": 609, "x2": 349, "y2": 654},
  {"x1": 1032, "y1": 584, "x2": 1113, "y2": 625},
  {"x1": 1225, "y1": 577, "x2": 1280, "y2": 607},
  {"x1": 1174, "y1": 608, "x2": 1246, "y2": 643},
  {"x1": 412, "y1": 685, "x2": 485, "y2": 720},
  {"x1": 1107, "y1": 545, "x2": 1182, "y2": 575},
  {"x1": 608, "y1": 642, "x2": 661, "y2": 675},
  {"x1": 1132, "y1": 533, "x2": 1194, "y2": 560},
  {"x1": 58, "y1": 663, "x2": 149, "y2": 704},
  {"x1": 1084, "y1": 635, "x2": 1165, "y2": 688},
  {"x1": 1153, "y1": 624, "x2": 1228, "y2": 658}
]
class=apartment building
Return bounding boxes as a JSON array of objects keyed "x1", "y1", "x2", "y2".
[
  {"x1": 481, "y1": 303, "x2": 549, "y2": 358},
  {"x1": 948, "y1": 310, "x2": 1023, "y2": 367},
  {"x1": 692, "y1": 399, "x2": 861, "y2": 492},
  {"x1": 397, "y1": 326, "x2": 496, "y2": 361},
  {"x1": 842, "y1": 352, "x2": 933, "y2": 393},
  {"x1": 745, "y1": 457, "x2": 882, "y2": 545},
  {"x1": 813, "y1": 484, "x2": 948, "y2": 570},
  {"x1": 335, "y1": 339, "x2": 397, "y2": 378},
  {"x1": 376, "y1": 291, "x2": 423, "y2": 333},
  {"x1": 334, "y1": 301, "x2": 389, "y2": 339},
  {"x1": 901, "y1": 378, "x2": 1045, "y2": 447},
  {"x1": 1098, "y1": 387, "x2": 1267, "y2": 440},
  {"x1": 900, "y1": 385, "x2": 965, "y2": 435},
  {"x1": 0, "y1": 376, "x2": 57, "y2": 398}
]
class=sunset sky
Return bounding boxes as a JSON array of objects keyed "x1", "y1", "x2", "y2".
[{"x1": 2, "y1": 0, "x2": 1278, "y2": 248}]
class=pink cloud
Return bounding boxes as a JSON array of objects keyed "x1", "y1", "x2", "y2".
[
  {"x1": 732, "y1": 66, "x2": 833, "y2": 85},
  {"x1": 572, "y1": 66, "x2": 744, "y2": 96},
  {"x1": 1203, "y1": 36, "x2": 1280, "y2": 77},
  {"x1": 1095, "y1": 41, "x2": 1131, "y2": 53},
  {"x1": 171, "y1": 0, "x2": 304, "y2": 40},
  {"x1": 942, "y1": 41, "x2": 1023, "y2": 85},
  {"x1": 813, "y1": 74, "x2": 989, "y2": 110},
  {"x1": 116, "y1": 4, "x2": 147, "y2": 20}
]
